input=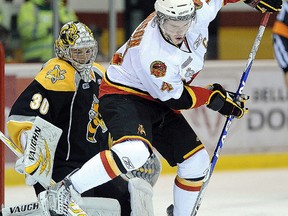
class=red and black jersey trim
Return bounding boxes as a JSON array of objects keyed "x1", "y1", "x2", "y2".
[{"x1": 99, "y1": 73, "x2": 156, "y2": 102}]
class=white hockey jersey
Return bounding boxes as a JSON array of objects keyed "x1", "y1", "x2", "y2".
[{"x1": 100, "y1": 0, "x2": 224, "y2": 108}]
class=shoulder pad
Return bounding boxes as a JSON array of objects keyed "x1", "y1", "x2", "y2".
[
  {"x1": 35, "y1": 58, "x2": 77, "y2": 91},
  {"x1": 92, "y1": 62, "x2": 106, "y2": 78}
]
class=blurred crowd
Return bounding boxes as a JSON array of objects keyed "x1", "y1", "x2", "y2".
[
  {"x1": 0, "y1": 0, "x2": 78, "y2": 63},
  {"x1": 1, "y1": 0, "x2": 287, "y2": 67}
]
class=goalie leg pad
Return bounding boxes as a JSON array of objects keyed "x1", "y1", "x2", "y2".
[
  {"x1": 1, "y1": 202, "x2": 42, "y2": 216},
  {"x1": 124, "y1": 152, "x2": 162, "y2": 187},
  {"x1": 128, "y1": 177, "x2": 154, "y2": 216},
  {"x1": 78, "y1": 197, "x2": 121, "y2": 216}
]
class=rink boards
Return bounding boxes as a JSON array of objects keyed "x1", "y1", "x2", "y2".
[{"x1": 3, "y1": 60, "x2": 288, "y2": 186}]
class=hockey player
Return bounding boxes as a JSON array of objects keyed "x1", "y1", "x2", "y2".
[
  {"x1": 6, "y1": 21, "x2": 139, "y2": 215},
  {"x1": 39, "y1": 0, "x2": 282, "y2": 215},
  {"x1": 272, "y1": 0, "x2": 288, "y2": 87}
]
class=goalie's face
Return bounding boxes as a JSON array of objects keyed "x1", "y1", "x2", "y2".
[
  {"x1": 71, "y1": 47, "x2": 94, "y2": 64},
  {"x1": 160, "y1": 19, "x2": 192, "y2": 45}
]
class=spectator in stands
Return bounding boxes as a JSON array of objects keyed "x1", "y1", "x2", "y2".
[
  {"x1": 17, "y1": 0, "x2": 77, "y2": 62},
  {"x1": 0, "y1": 7, "x2": 12, "y2": 61},
  {"x1": 272, "y1": 0, "x2": 288, "y2": 87},
  {"x1": 0, "y1": 6, "x2": 2, "y2": 25}
]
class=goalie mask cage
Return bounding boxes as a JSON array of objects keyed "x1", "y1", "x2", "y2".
[{"x1": 0, "y1": 42, "x2": 5, "y2": 205}]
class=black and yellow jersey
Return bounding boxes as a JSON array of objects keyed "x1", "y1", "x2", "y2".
[{"x1": 7, "y1": 57, "x2": 109, "y2": 181}]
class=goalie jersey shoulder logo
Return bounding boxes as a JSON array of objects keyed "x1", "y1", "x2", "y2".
[
  {"x1": 35, "y1": 58, "x2": 77, "y2": 92},
  {"x1": 45, "y1": 65, "x2": 66, "y2": 84}
]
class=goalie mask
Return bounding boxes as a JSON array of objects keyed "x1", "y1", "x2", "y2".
[
  {"x1": 54, "y1": 21, "x2": 98, "y2": 82},
  {"x1": 154, "y1": 0, "x2": 196, "y2": 45}
]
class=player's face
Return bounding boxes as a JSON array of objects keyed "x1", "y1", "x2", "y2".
[
  {"x1": 162, "y1": 19, "x2": 191, "y2": 45},
  {"x1": 71, "y1": 47, "x2": 93, "y2": 64}
]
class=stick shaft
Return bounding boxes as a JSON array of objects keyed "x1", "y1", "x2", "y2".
[
  {"x1": 191, "y1": 12, "x2": 271, "y2": 216},
  {"x1": 211, "y1": 12, "x2": 271, "y2": 172}
]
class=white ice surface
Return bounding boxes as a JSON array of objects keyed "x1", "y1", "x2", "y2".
[{"x1": 4, "y1": 168, "x2": 288, "y2": 216}]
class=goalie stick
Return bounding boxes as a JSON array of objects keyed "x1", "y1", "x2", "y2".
[
  {"x1": 191, "y1": 12, "x2": 271, "y2": 216},
  {"x1": 0, "y1": 130, "x2": 88, "y2": 216}
]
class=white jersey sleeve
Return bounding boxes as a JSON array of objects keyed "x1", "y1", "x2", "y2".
[{"x1": 106, "y1": 0, "x2": 223, "y2": 102}]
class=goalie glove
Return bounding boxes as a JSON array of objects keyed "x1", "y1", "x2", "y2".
[
  {"x1": 206, "y1": 83, "x2": 249, "y2": 119},
  {"x1": 244, "y1": 0, "x2": 282, "y2": 13}
]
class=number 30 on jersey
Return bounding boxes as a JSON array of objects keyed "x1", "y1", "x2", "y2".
[{"x1": 30, "y1": 93, "x2": 49, "y2": 115}]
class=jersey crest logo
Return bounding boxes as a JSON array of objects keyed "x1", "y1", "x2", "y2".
[
  {"x1": 86, "y1": 94, "x2": 108, "y2": 143},
  {"x1": 45, "y1": 65, "x2": 66, "y2": 84},
  {"x1": 161, "y1": 82, "x2": 174, "y2": 92},
  {"x1": 150, "y1": 61, "x2": 167, "y2": 78}
]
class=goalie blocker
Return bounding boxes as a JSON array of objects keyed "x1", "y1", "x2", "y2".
[{"x1": 14, "y1": 116, "x2": 62, "y2": 187}]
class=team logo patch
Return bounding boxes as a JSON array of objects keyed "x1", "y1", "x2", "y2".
[
  {"x1": 150, "y1": 61, "x2": 167, "y2": 78},
  {"x1": 137, "y1": 124, "x2": 146, "y2": 136},
  {"x1": 86, "y1": 94, "x2": 108, "y2": 143},
  {"x1": 161, "y1": 82, "x2": 173, "y2": 92},
  {"x1": 58, "y1": 22, "x2": 80, "y2": 48},
  {"x1": 45, "y1": 65, "x2": 66, "y2": 84}
]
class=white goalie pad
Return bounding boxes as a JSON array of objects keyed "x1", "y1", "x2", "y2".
[
  {"x1": 1, "y1": 202, "x2": 42, "y2": 216},
  {"x1": 128, "y1": 177, "x2": 154, "y2": 216},
  {"x1": 124, "y1": 152, "x2": 162, "y2": 187},
  {"x1": 77, "y1": 197, "x2": 121, "y2": 216},
  {"x1": 1, "y1": 198, "x2": 121, "y2": 216},
  {"x1": 23, "y1": 116, "x2": 62, "y2": 187}
]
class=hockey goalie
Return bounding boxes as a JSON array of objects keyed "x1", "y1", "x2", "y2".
[{"x1": 2, "y1": 21, "x2": 162, "y2": 216}]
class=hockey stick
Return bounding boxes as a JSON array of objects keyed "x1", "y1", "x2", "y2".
[
  {"x1": 191, "y1": 12, "x2": 271, "y2": 216},
  {"x1": 0, "y1": 130, "x2": 88, "y2": 216}
]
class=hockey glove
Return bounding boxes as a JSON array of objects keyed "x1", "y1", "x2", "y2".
[
  {"x1": 206, "y1": 83, "x2": 249, "y2": 119},
  {"x1": 244, "y1": 0, "x2": 282, "y2": 13}
]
